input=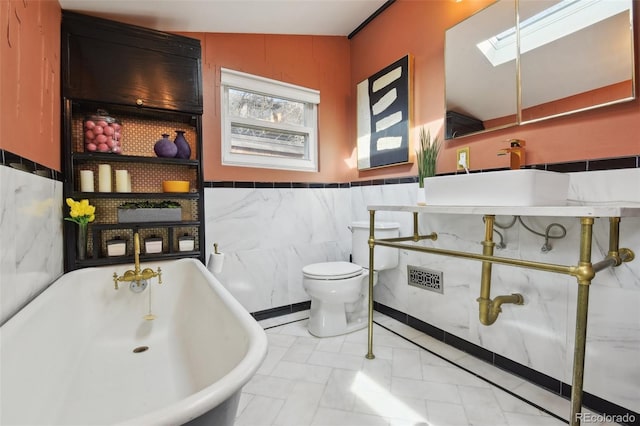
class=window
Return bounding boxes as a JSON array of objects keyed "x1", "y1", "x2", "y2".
[{"x1": 220, "y1": 68, "x2": 320, "y2": 172}]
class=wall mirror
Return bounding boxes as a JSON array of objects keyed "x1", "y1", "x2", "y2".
[{"x1": 445, "y1": 0, "x2": 636, "y2": 140}]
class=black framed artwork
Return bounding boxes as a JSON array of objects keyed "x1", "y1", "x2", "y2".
[{"x1": 357, "y1": 55, "x2": 412, "y2": 170}]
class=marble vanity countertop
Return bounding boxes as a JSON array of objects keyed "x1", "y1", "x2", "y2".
[{"x1": 367, "y1": 203, "x2": 640, "y2": 217}]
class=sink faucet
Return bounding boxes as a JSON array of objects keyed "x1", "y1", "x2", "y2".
[
  {"x1": 113, "y1": 232, "x2": 162, "y2": 290},
  {"x1": 497, "y1": 139, "x2": 526, "y2": 170}
]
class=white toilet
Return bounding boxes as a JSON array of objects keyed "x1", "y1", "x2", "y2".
[{"x1": 302, "y1": 221, "x2": 399, "y2": 337}]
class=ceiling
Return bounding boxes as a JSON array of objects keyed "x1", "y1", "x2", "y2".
[{"x1": 57, "y1": 0, "x2": 390, "y2": 36}]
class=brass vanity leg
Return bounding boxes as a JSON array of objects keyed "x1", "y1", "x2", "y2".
[
  {"x1": 366, "y1": 209, "x2": 376, "y2": 360},
  {"x1": 570, "y1": 217, "x2": 595, "y2": 426}
]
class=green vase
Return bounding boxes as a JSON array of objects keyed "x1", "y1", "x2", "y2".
[{"x1": 77, "y1": 223, "x2": 88, "y2": 260}]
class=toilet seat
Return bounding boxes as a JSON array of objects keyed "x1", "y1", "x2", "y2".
[{"x1": 302, "y1": 261, "x2": 363, "y2": 280}]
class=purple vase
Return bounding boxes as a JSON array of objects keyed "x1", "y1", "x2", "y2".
[
  {"x1": 154, "y1": 133, "x2": 178, "y2": 158},
  {"x1": 174, "y1": 130, "x2": 191, "y2": 159}
]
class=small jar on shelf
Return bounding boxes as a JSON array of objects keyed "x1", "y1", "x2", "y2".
[
  {"x1": 178, "y1": 234, "x2": 195, "y2": 252},
  {"x1": 106, "y1": 236, "x2": 127, "y2": 257},
  {"x1": 145, "y1": 236, "x2": 163, "y2": 254},
  {"x1": 83, "y1": 109, "x2": 123, "y2": 154}
]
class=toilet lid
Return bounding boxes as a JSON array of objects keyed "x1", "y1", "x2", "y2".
[{"x1": 303, "y1": 261, "x2": 363, "y2": 280}]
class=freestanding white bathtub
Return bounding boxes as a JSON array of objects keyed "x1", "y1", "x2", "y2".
[{"x1": 1, "y1": 258, "x2": 267, "y2": 425}]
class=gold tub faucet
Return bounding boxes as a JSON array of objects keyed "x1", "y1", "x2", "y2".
[
  {"x1": 113, "y1": 232, "x2": 162, "y2": 290},
  {"x1": 498, "y1": 139, "x2": 526, "y2": 170}
]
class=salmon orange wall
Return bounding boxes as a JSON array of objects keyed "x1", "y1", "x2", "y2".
[
  {"x1": 182, "y1": 32, "x2": 352, "y2": 182},
  {"x1": 4, "y1": 1, "x2": 637, "y2": 180},
  {"x1": 0, "y1": 0, "x2": 61, "y2": 170},
  {"x1": 349, "y1": 0, "x2": 640, "y2": 181}
]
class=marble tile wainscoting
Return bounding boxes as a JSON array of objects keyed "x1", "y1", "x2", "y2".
[
  {"x1": 0, "y1": 158, "x2": 64, "y2": 325},
  {"x1": 205, "y1": 167, "x2": 639, "y2": 421},
  {"x1": 204, "y1": 184, "x2": 352, "y2": 314}
]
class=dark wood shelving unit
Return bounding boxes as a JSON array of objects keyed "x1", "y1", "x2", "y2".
[{"x1": 61, "y1": 11, "x2": 205, "y2": 272}]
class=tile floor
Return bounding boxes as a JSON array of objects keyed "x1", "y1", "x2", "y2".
[{"x1": 236, "y1": 311, "x2": 619, "y2": 426}]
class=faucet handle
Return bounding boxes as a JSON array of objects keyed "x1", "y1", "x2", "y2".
[
  {"x1": 157, "y1": 267, "x2": 162, "y2": 284},
  {"x1": 113, "y1": 272, "x2": 120, "y2": 290}
]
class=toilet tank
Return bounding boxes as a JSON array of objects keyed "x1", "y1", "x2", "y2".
[{"x1": 350, "y1": 221, "x2": 399, "y2": 270}]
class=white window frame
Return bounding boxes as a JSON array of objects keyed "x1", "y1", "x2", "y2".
[{"x1": 220, "y1": 68, "x2": 320, "y2": 172}]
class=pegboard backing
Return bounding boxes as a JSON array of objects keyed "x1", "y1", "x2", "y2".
[
  {"x1": 73, "y1": 162, "x2": 197, "y2": 193},
  {"x1": 72, "y1": 113, "x2": 197, "y2": 158},
  {"x1": 91, "y1": 198, "x2": 198, "y2": 224}
]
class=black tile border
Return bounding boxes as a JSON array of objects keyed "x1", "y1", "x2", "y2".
[
  {"x1": 546, "y1": 161, "x2": 589, "y2": 173},
  {"x1": 202, "y1": 155, "x2": 639, "y2": 189},
  {"x1": 251, "y1": 300, "x2": 311, "y2": 322},
  {"x1": 587, "y1": 156, "x2": 638, "y2": 171},
  {"x1": 0, "y1": 149, "x2": 62, "y2": 181},
  {"x1": 4, "y1": 150, "x2": 636, "y2": 189},
  {"x1": 495, "y1": 353, "x2": 563, "y2": 394},
  {"x1": 374, "y1": 302, "x2": 639, "y2": 426},
  {"x1": 205, "y1": 181, "x2": 350, "y2": 189}
]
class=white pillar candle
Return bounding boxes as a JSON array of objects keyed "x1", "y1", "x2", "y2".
[
  {"x1": 98, "y1": 164, "x2": 112, "y2": 192},
  {"x1": 115, "y1": 170, "x2": 129, "y2": 193},
  {"x1": 79, "y1": 170, "x2": 94, "y2": 192}
]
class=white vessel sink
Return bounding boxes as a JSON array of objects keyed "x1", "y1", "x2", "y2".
[{"x1": 423, "y1": 169, "x2": 569, "y2": 206}]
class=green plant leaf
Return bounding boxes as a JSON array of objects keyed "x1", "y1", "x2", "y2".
[{"x1": 416, "y1": 127, "x2": 440, "y2": 183}]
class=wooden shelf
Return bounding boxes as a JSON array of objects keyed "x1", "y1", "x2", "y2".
[
  {"x1": 72, "y1": 192, "x2": 199, "y2": 200},
  {"x1": 72, "y1": 152, "x2": 199, "y2": 166},
  {"x1": 90, "y1": 221, "x2": 200, "y2": 230}
]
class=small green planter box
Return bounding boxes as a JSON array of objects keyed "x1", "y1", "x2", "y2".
[{"x1": 117, "y1": 207, "x2": 181, "y2": 223}]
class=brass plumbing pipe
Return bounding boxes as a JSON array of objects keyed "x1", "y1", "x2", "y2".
[
  {"x1": 569, "y1": 217, "x2": 633, "y2": 425},
  {"x1": 593, "y1": 247, "x2": 634, "y2": 273},
  {"x1": 113, "y1": 233, "x2": 162, "y2": 290},
  {"x1": 373, "y1": 239, "x2": 576, "y2": 276},
  {"x1": 366, "y1": 210, "x2": 376, "y2": 359},
  {"x1": 570, "y1": 217, "x2": 595, "y2": 426},
  {"x1": 592, "y1": 217, "x2": 635, "y2": 272},
  {"x1": 477, "y1": 215, "x2": 524, "y2": 325},
  {"x1": 412, "y1": 211, "x2": 438, "y2": 242}
]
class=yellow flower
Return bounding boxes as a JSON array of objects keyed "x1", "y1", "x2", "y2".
[{"x1": 65, "y1": 198, "x2": 96, "y2": 226}]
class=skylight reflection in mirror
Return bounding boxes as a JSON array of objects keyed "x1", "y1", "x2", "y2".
[{"x1": 477, "y1": 0, "x2": 631, "y2": 67}]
